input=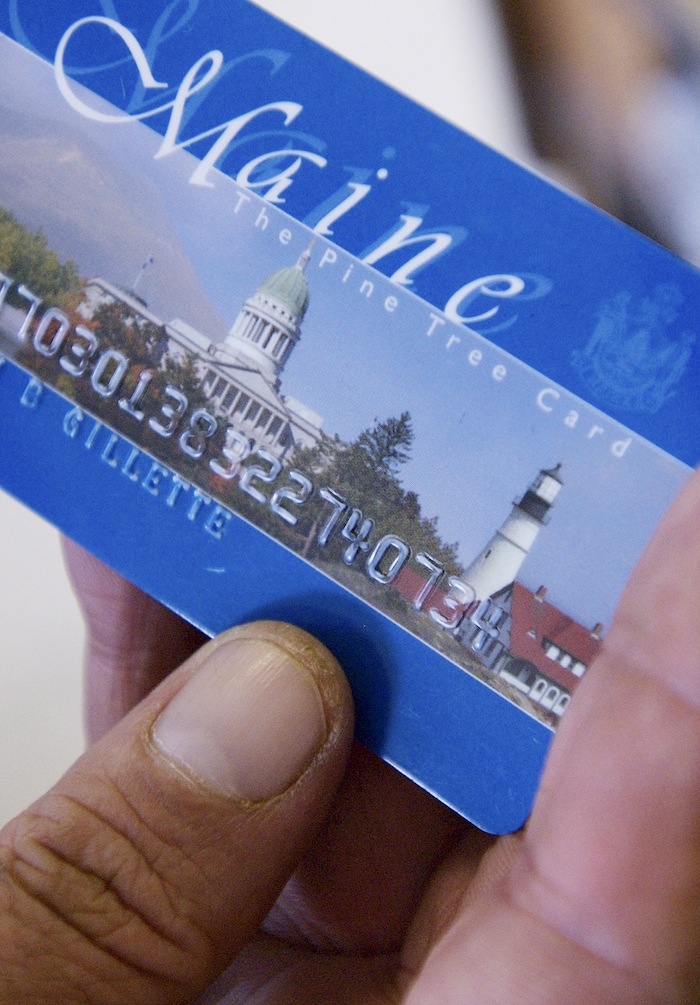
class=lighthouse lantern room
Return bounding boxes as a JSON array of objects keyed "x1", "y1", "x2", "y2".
[{"x1": 462, "y1": 464, "x2": 563, "y2": 603}]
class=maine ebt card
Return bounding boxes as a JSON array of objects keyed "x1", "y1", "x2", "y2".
[{"x1": 0, "y1": 1, "x2": 697, "y2": 833}]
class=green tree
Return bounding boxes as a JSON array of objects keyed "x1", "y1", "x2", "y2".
[
  {"x1": 356, "y1": 411, "x2": 413, "y2": 478},
  {"x1": 89, "y1": 299, "x2": 169, "y2": 370},
  {"x1": 290, "y1": 414, "x2": 461, "y2": 577},
  {"x1": 0, "y1": 209, "x2": 80, "y2": 307}
]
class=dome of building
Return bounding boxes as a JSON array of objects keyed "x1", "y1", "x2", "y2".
[
  {"x1": 259, "y1": 261, "x2": 310, "y2": 318},
  {"x1": 220, "y1": 244, "x2": 314, "y2": 387}
]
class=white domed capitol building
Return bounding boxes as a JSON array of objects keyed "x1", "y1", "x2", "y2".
[{"x1": 79, "y1": 244, "x2": 324, "y2": 460}]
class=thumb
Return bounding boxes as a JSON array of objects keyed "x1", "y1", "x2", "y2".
[{"x1": 0, "y1": 621, "x2": 353, "y2": 1005}]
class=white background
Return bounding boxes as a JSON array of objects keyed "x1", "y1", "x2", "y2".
[{"x1": 0, "y1": 0, "x2": 529, "y2": 826}]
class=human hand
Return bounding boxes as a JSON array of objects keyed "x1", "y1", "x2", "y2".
[{"x1": 2, "y1": 468, "x2": 700, "y2": 1004}]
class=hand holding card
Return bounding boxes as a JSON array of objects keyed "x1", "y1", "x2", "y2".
[
  {"x1": 2, "y1": 467, "x2": 700, "y2": 1003},
  {"x1": 0, "y1": 0, "x2": 697, "y2": 833}
]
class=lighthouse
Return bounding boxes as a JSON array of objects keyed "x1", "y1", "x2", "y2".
[{"x1": 463, "y1": 464, "x2": 563, "y2": 602}]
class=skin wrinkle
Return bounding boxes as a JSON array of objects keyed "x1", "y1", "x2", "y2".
[
  {"x1": 413, "y1": 881, "x2": 671, "y2": 1005},
  {"x1": 15, "y1": 828, "x2": 203, "y2": 976},
  {"x1": 502, "y1": 680, "x2": 700, "y2": 998},
  {"x1": 34, "y1": 484, "x2": 700, "y2": 1005},
  {"x1": 95, "y1": 786, "x2": 217, "y2": 951},
  {"x1": 2, "y1": 793, "x2": 212, "y2": 984},
  {"x1": 67, "y1": 784, "x2": 206, "y2": 942},
  {"x1": 2, "y1": 878, "x2": 190, "y2": 1003},
  {"x1": 4, "y1": 610, "x2": 365, "y2": 1002},
  {"x1": 601, "y1": 621, "x2": 700, "y2": 714},
  {"x1": 100, "y1": 777, "x2": 213, "y2": 908},
  {"x1": 503, "y1": 839, "x2": 672, "y2": 1001},
  {"x1": 7, "y1": 864, "x2": 178, "y2": 988}
]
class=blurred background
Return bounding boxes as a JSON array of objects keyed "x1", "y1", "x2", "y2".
[
  {"x1": 499, "y1": 0, "x2": 700, "y2": 266},
  {"x1": 2, "y1": 0, "x2": 698, "y2": 826}
]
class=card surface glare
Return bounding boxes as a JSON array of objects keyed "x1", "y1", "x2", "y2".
[{"x1": 0, "y1": 1, "x2": 697, "y2": 833}]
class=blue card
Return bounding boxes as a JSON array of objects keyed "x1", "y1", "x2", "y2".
[{"x1": 0, "y1": 1, "x2": 697, "y2": 833}]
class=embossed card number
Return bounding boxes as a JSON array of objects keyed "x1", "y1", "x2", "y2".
[{"x1": 0, "y1": 2, "x2": 696, "y2": 833}]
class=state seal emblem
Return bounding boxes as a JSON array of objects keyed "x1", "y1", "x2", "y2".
[{"x1": 571, "y1": 284, "x2": 695, "y2": 412}]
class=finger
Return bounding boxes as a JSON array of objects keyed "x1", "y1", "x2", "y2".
[
  {"x1": 405, "y1": 467, "x2": 700, "y2": 1003},
  {"x1": 65, "y1": 539, "x2": 474, "y2": 956},
  {"x1": 265, "y1": 742, "x2": 476, "y2": 953},
  {"x1": 62, "y1": 538, "x2": 206, "y2": 741},
  {"x1": 0, "y1": 621, "x2": 353, "y2": 1005}
]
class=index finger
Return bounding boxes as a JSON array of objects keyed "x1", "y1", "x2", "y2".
[
  {"x1": 62, "y1": 539, "x2": 206, "y2": 742},
  {"x1": 523, "y1": 464, "x2": 700, "y2": 988},
  {"x1": 407, "y1": 466, "x2": 700, "y2": 1004}
]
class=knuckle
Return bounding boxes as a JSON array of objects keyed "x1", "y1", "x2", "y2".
[{"x1": 0, "y1": 782, "x2": 214, "y2": 995}]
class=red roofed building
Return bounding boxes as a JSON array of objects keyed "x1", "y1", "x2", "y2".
[
  {"x1": 392, "y1": 564, "x2": 603, "y2": 721},
  {"x1": 455, "y1": 581, "x2": 603, "y2": 720},
  {"x1": 391, "y1": 462, "x2": 603, "y2": 721}
]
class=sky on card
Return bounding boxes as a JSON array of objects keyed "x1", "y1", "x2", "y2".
[{"x1": 1, "y1": 35, "x2": 691, "y2": 630}]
